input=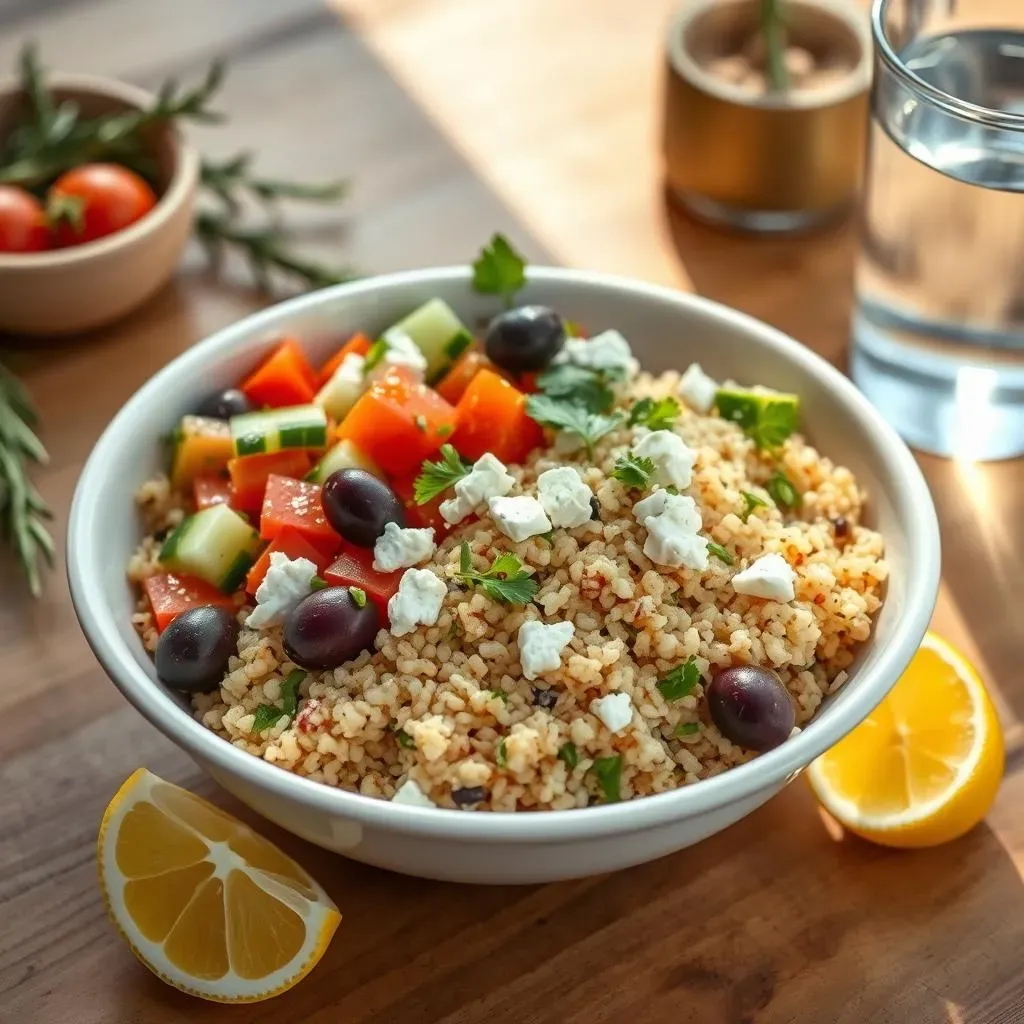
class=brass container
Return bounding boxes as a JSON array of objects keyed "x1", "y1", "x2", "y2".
[{"x1": 662, "y1": 0, "x2": 871, "y2": 233}]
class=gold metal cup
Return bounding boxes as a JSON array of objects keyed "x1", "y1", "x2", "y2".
[{"x1": 662, "y1": 0, "x2": 871, "y2": 233}]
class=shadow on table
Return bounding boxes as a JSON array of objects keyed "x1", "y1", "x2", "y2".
[{"x1": 115, "y1": 779, "x2": 1024, "y2": 1024}]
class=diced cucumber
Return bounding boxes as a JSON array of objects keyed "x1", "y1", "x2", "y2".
[
  {"x1": 314, "y1": 356, "x2": 366, "y2": 421},
  {"x1": 306, "y1": 440, "x2": 384, "y2": 483},
  {"x1": 230, "y1": 405, "x2": 328, "y2": 457},
  {"x1": 159, "y1": 504, "x2": 263, "y2": 592},
  {"x1": 383, "y1": 298, "x2": 473, "y2": 381}
]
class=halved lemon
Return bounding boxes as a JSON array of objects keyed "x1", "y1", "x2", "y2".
[
  {"x1": 97, "y1": 768, "x2": 340, "y2": 1003},
  {"x1": 808, "y1": 632, "x2": 1004, "y2": 848}
]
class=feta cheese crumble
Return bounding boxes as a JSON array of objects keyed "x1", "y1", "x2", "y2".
[
  {"x1": 633, "y1": 430, "x2": 697, "y2": 490},
  {"x1": 316, "y1": 352, "x2": 366, "y2": 411},
  {"x1": 487, "y1": 495, "x2": 552, "y2": 542},
  {"x1": 591, "y1": 692, "x2": 633, "y2": 734},
  {"x1": 518, "y1": 620, "x2": 575, "y2": 680},
  {"x1": 536, "y1": 466, "x2": 594, "y2": 528},
  {"x1": 678, "y1": 363, "x2": 719, "y2": 413},
  {"x1": 388, "y1": 568, "x2": 447, "y2": 637},
  {"x1": 391, "y1": 779, "x2": 434, "y2": 807},
  {"x1": 373, "y1": 521, "x2": 436, "y2": 573},
  {"x1": 555, "y1": 329, "x2": 639, "y2": 379},
  {"x1": 367, "y1": 328, "x2": 428, "y2": 383},
  {"x1": 634, "y1": 490, "x2": 708, "y2": 571},
  {"x1": 245, "y1": 552, "x2": 318, "y2": 629},
  {"x1": 440, "y1": 452, "x2": 515, "y2": 525},
  {"x1": 731, "y1": 553, "x2": 796, "y2": 602}
]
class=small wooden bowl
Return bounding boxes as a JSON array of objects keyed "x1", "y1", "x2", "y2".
[{"x1": 0, "y1": 74, "x2": 199, "y2": 336}]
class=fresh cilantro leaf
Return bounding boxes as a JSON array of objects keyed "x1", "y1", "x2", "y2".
[
  {"x1": 309, "y1": 574, "x2": 328, "y2": 591},
  {"x1": 455, "y1": 543, "x2": 538, "y2": 604},
  {"x1": 348, "y1": 586, "x2": 367, "y2": 608},
  {"x1": 628, "y1": 396, "x2": 680, "y2": 431},
  {"x1": 413, "y1": 444, "x2": 471, "y2": 504},
  {"x1": 557, "y1": 742, "x2": 579, "y2": 770},
  {"x1": 496, "y1": 738, "x2": 508, "y2": 767},
  {"x1": 395, "y1": 727, "x2": 415, "y2": 749},
  {"x1": 656, "y1": 657, "x2": 701, "y2": 701},
  {"x1": 592, "y1": 755, "x2": 622, "y2": 802},
  {"x1": 363, "y1": 337, "x2": 388, "y2": 372},
  {"x1": 706, "y1": 541, "x2": 733, "y2": 565},
  {"x1": 716, "y1": 389, "x2": 799, "y2": 451},
  {"x1": 525, "y1": 394, "x2": 623, "y2": 458},
  {"x1": 673, "y1": 721, "x2": 700, "y2": 737},
  {"x1": 251, "y1": 704, "x2": 286, "y2": 733},
  {"x1": 612, "y1": 453, "x2": 655, "y2": 490},
  {"x1": 767, "y1": 470, "x2": 801, "y2": 511},
  {"x1": 471, "y1": 233, "x2": 527, "y2": 308},
  {"x1": 280, "y1": 670, "x2": 305, "y2": 717},
  {"x1": 535, "y1": 363, "x2": 614, "y2": 413},
  {"x1": 740, "y1": 490, "x2": 769, "y2": 522}
]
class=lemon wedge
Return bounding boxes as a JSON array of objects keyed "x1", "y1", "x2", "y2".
[
  {"x1": 808, "y1": 632, "x2": 1003, "y2": 848},
  {"x1": 97, "y1": 768, "x2": 340, "y2": 1002}
]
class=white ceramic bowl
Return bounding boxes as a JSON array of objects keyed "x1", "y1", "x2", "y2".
[{"x1": 67, "y1": 268, "x2": 940, "y2": 884}]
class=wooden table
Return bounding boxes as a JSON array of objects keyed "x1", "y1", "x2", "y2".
[{"x1": 2, "y1": 2, "x2": 1023, "y2": 1022}]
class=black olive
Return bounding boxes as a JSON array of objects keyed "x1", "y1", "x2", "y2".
[
  {"x1": 196, "y1": 388, "x2": 253, "y2": 420},
  {"x1": 589, "y1": 496, "x2": 601, "y2": 521},
  {"x1": 452, "y1": 786, "x2": 488, "y2": 806},
  {"x1": 321, "y1": 468, "x2": 405, "y2": 548},
  {"x1": 484, "y1": 305, "x2": 565, "y2": 373},
  {"x1": 155, "y1": 606, "x2": 239, "y2": 693},
  {"x1": 283, "y1": 588, "x2": 380, "y2": 670},
  {"x1": 832, "y1": 516, "x2": 850, "y2": 546},
  {"x1": 533, "y1": 687, "x2": 559, "y2": 710},
  {"x1": 706, "y1": 665, "x2": 795, "y2": 752}
]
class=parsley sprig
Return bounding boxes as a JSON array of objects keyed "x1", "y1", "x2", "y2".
[
  {"x1": 251, "y1": 670, "x2": 305, "y2": 733},
  {"x1": 455, "y1": 542, "x2": 538, "y2": 605},
  {"x1": 656, "y1": 658, "x2": 701, "y2": 702},
  {"x1": 413, "y1": 444, "x2": 471, "y2": 504},
  {"x1": 715, "y1": 389, "x2": 799, "y2": 451},
  {"x1": 535, "y1": 364, "x2": 616, "y2": 414},
  {"x1": 525, "y1": 394, "x2": 623, "y2": 459},
  {"x1": 739, "y1": 490, "x2": 769, "y2": 522},
  {"x1": 767, "y1": 470, "x2": 801, "y2": 511},
  {"x1": 591, "y1": 755, "x2": 622, "y2": 802},
  {"x1": 471, "y1": 233, "x2": 526, "y2": 308},
  {"x1": 628, "y1": 396, "x2": 680, "y2": 431},
  {"x1": 706, "y1": 541, "x2": 733, "y2": 565},
  {"x1": 611, "y1": 453, "x2": 655, "y2": 490}
]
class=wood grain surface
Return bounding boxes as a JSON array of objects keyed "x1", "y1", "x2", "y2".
[{"x1": 1, "y1": 2, "x2": 1022, "y2": 1023}]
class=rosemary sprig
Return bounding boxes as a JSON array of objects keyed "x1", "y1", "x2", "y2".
[
  {"x1": 0, "y1": 365, "x2": 54, "y2": 598},
  {"x1": 760, "y1": 0, "x2": 789, "y2": 92},
  {"x1": 200, "y1": 152, "x2": 346, "y2": 214}
]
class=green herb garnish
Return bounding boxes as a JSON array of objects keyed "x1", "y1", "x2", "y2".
[
  {"x1": 628, "y1": 396, "x2": 680, "y2": 431},
  {"x1": 309, "y1": 575, "x2": 329, "y2": 591},
  {"x1": 280, "y1": 670, "x2": 305, "y2": 717},
  {"x1": 611, "y1": 453, "x2": 655, "y2": 490},
  {"x1": 413, "y1": 444, "x2": 470, "y2": 504},
  {"x1": 348, "y1": 586, "x2": 367, "y2": 608},
  {"x1": 395, "y1": 728, "x2": 415, "y2": 749},
  {"x1": 715, "y1": 387, "x2": 799, "y2": 451},
  {"x1": 496, "y1": 739, "x2": 508, "y2": 767},
  {"x1": 455, "y1": 543, "x2": 539, "y2": 605},
  {"x1": 766, "y1": 470, "x2": 801, "y2": 511},
  {"x1": 656, "y1": 657, "x2": 701, "y2": 702},
  {"x1": 488, "y1": 689, "x2": 510, "y2": 704},
  {"x1": 592, "y1": 755, "x2": 622, "y2": 802},
  {"x1": 740, "y1": 490, "x2": 769, "y2": 522},
  {"x1": 251, "y1": 704, "x2": 286, "y2": 733},
  {"x1": 363, "y1": 338, "x2": 388, "y2": 373},
  {"x1": 535, "y1": 363, "x2": 615, "y2": 413},
  {"x1": 706, "y1": 541, "x2": 734, "y2": 565},
  {"x1": 557, "y1": 742, "x2": 579, "y2": 770},
  {"x1": 524, "y1": 394, "x2": 623, "y2": 459},
  {"x1": 471, "y1": 233, "x2": 526, "y2": 308},
  {"x1": 673, "y1": 722, "x2": 701, "y2": 737}
]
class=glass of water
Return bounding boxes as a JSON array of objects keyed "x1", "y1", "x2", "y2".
[{"x1": 852, "y1": 0, "x2": 1024, "y2": 461}]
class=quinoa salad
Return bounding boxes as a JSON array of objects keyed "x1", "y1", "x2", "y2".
[{"x1": 128, "y1": 244, "x2": 887, "y2": 812}]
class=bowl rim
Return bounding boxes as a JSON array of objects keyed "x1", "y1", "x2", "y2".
[
  {"x1": 0, "y1": 72, "x2": 200, "y2": 269},
  {"x1": 67, "y1": 265, "x2": 940, "y2": 843}
]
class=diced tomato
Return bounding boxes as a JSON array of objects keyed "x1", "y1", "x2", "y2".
[
  {"x1": 241, "y1": 338, "x2": 317, "y2": 408},
  {"x1": 336, "y1": 367, "x2": 457, "y2": 477},
  {"x1": 228, "y1": 449, "x2": 312, "y2": 512},
  {"x1": 260, "y1": 474, "x2": 341, "y2": 554},
  {"x1": 143, "y1": 573, "x2": 236, "y2": 632},
  {"x1": 318, "y1": 332, "x2": 372, "y2": 385},
  {"x1": 193, "y1": 476, "x2": 233, "y2": 511},
  {"x1": 435, "y1": 345, "x2": 488, "y2": 405},
  {"x1": 515, "y1": 371, "x2": 539, "y2": 394},
  {"x1": 245, "y1": 526, "x2": 332, "y2": 596},
  {"x1": 323, "y1": 543, "x2": 402, "y2": 621},
  {"x1": 448, "y1": 369, "x2": 544, "y2": 465},
  {"x1": 390, "y1": 473, "x2": 456, "y2": 539}
]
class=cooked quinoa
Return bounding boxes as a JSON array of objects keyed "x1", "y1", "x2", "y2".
[{"x1": 128, "y1": 366, "x2": 887, "y2": 812}]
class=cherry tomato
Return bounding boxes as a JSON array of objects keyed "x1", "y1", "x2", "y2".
[
  {"x1": 0, "y1": 185, "x2": 49, "y2": 253},
  {"x1": 48, "y1": 163, "x2": 158, "y2": 247}
]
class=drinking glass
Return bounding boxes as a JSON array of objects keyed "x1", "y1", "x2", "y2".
[{"x1": 851, "y1": 0, "x2": 1024, "y2": 461}]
